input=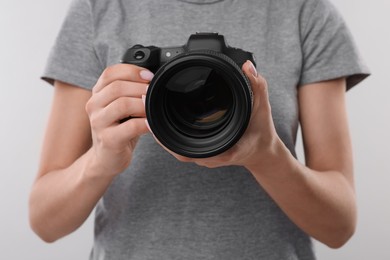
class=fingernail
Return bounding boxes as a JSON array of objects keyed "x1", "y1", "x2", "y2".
[
  {"x1": 141, "y1": 95, "x2": 146, "y2": 105},
  {"x1": 140, "y1": 70, "x2": 154, "y2": 81},
  {"x1": 247, "y1": 60, "x2": 257, "y2": 77}
]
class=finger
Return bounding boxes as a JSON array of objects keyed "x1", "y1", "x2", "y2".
[
  {"x1": 90, "y1": 81, "x2": 148, "y2": 110},
  {"x1": 115, "y1": 118, "x2": 150, "y2": 141},
  {"x1": 100, "y1": 118, "x2": 149, "y2": 149},
  {"x1": 242, "y1": 60, "x2": 271, "y2": 115},
  {"x1": 106, "y1": 97, "x2": 146, "y2": 123},
  {"x1": 92, "y1": 97, "x2": 146, "y2": 129},
  {"x1": 93, "y1": 64, "x2": 154, "y2": 93}
]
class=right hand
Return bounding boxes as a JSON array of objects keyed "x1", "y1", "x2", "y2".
[{"x1": 85, "y1": 64, "x2": 153, "y2": 177}]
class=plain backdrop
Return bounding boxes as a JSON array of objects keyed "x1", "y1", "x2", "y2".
[{"x1": 1, "y1": 0, "x2": 389, "y2": 259}]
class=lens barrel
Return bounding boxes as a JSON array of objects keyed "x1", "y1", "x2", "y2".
[{"x1": 146, "y1": 51, "x2": 252, "y2": 158}]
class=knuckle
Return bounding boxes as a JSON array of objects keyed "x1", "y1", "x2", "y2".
[
  {"x1": 100, "y1": 66, "x2": 115, "y2": 80},
  {"x1": 257, "y1": 73, "x2": 267, "y2": 85},
  {"x1": 89, "y1": 113, "x2": 100, "y2": 129},
  {"x1": 93, "y1": 67, "x2": 115, "y2": 94},
  {"x1": 85, "y1": 98, "x2": 95, "y2": 115},
  {"x1": 107, "y1": 82, "x2": 124, "y2": 97},
  {"x1": 259, "y1": 79, "x2": 269, "y2": 94},
  {"x1": 129, "y1": 119, "x2": 147, "y2": 134},
  {"x1": 96, "y1": 66, "x2": 116, "y2": 86},
  {"x1": 92, "y1": 80, "x2": 102, "y2": 94},
  {"x1": 116, "y1": 97, "x2": 131, "y2": 115},
  {"x1": 122, "y1": 119, "x2": 140, "y2": 137},
  {"x1": 98, "y1": 130, "x2": 116, "y2": 149},
  {"x1": 125, "y1": 118, "x2": 137, "y2": 131}
]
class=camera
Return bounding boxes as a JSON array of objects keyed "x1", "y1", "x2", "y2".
[{"x1": 121, "y1": 33, "x2": 256, "y2": 158}]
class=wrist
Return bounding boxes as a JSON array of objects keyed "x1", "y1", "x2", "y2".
[
  {"x1": 81, "y1": 149, "x2": 117, "y2": 186},
  {"x1": 244, "y1": 137, "x2": 296, "y2": 179}
]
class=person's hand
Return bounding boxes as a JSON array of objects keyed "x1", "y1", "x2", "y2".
[
  {"x1": 148, "y1": 60, "x2": 280, "y2": 169},
  {"x1": 85, "y1": 64, "x2": 153, "y2": 177}
]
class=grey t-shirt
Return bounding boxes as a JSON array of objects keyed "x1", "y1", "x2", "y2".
[{"x1": 42, "y1": 0, "x2": 369, "y2": 259}]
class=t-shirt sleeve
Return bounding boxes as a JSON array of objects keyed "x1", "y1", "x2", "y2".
[
  {"x1": 298, "y1": 0, "x2": 370, "y2": 90},
  {"x1": 42, "y1": 0, "x2": 103, "y2": 90}
]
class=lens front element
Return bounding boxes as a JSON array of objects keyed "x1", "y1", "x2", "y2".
[{"x1": 165, "y1": 66, "x2": 233, "y2": 137}]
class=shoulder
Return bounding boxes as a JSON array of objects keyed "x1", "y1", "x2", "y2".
[{"x1": 299, "y1": 0, "x2": 342, "y2": 21}]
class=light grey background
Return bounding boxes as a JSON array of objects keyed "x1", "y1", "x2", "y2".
[{"x1": 0, "y1": 0, "x2": 388, "y2": 259}]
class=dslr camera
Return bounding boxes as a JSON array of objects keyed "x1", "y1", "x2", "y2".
[{"x1": 121, "y1": 32, "x2": 256, "y2": 158}]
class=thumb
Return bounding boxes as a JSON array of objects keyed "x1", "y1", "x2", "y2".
[{"x1": 242, "y1": 60, "x2": 271, "y2": 116}]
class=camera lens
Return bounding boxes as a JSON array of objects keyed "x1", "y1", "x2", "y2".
[
  {"x1": 165, "y1": 66, "x2": 233, "y2": 137},
  {"x1": 146, "y1": 52, "x2": 252, "y2": 158}
]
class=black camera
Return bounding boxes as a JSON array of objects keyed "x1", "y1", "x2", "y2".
[{"x1": 121, "y1": 33, "x2": 256, "y2": 158}]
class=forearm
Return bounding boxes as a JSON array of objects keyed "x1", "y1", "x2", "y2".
[
  {"x1": 247, "y1": 140, "x2": 357, "y2": 248},
  {"x1": 29, "y1": 149, "x2": 115, "y2": 242},
  {"x1": 30, "y1": 66, "x2": 150, "y2": 242}
]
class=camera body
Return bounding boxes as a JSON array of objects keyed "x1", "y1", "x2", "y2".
[
  {"x1": 121, "y1": 32, "x2": 256, "y2": 73},
  {"x1": 121, "y1": 33, "x2": 256, "y2": 158}
]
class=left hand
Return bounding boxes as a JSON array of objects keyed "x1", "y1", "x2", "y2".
[{"x1": 148, "y1": 60, "x2": 282, "y2": 169}]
